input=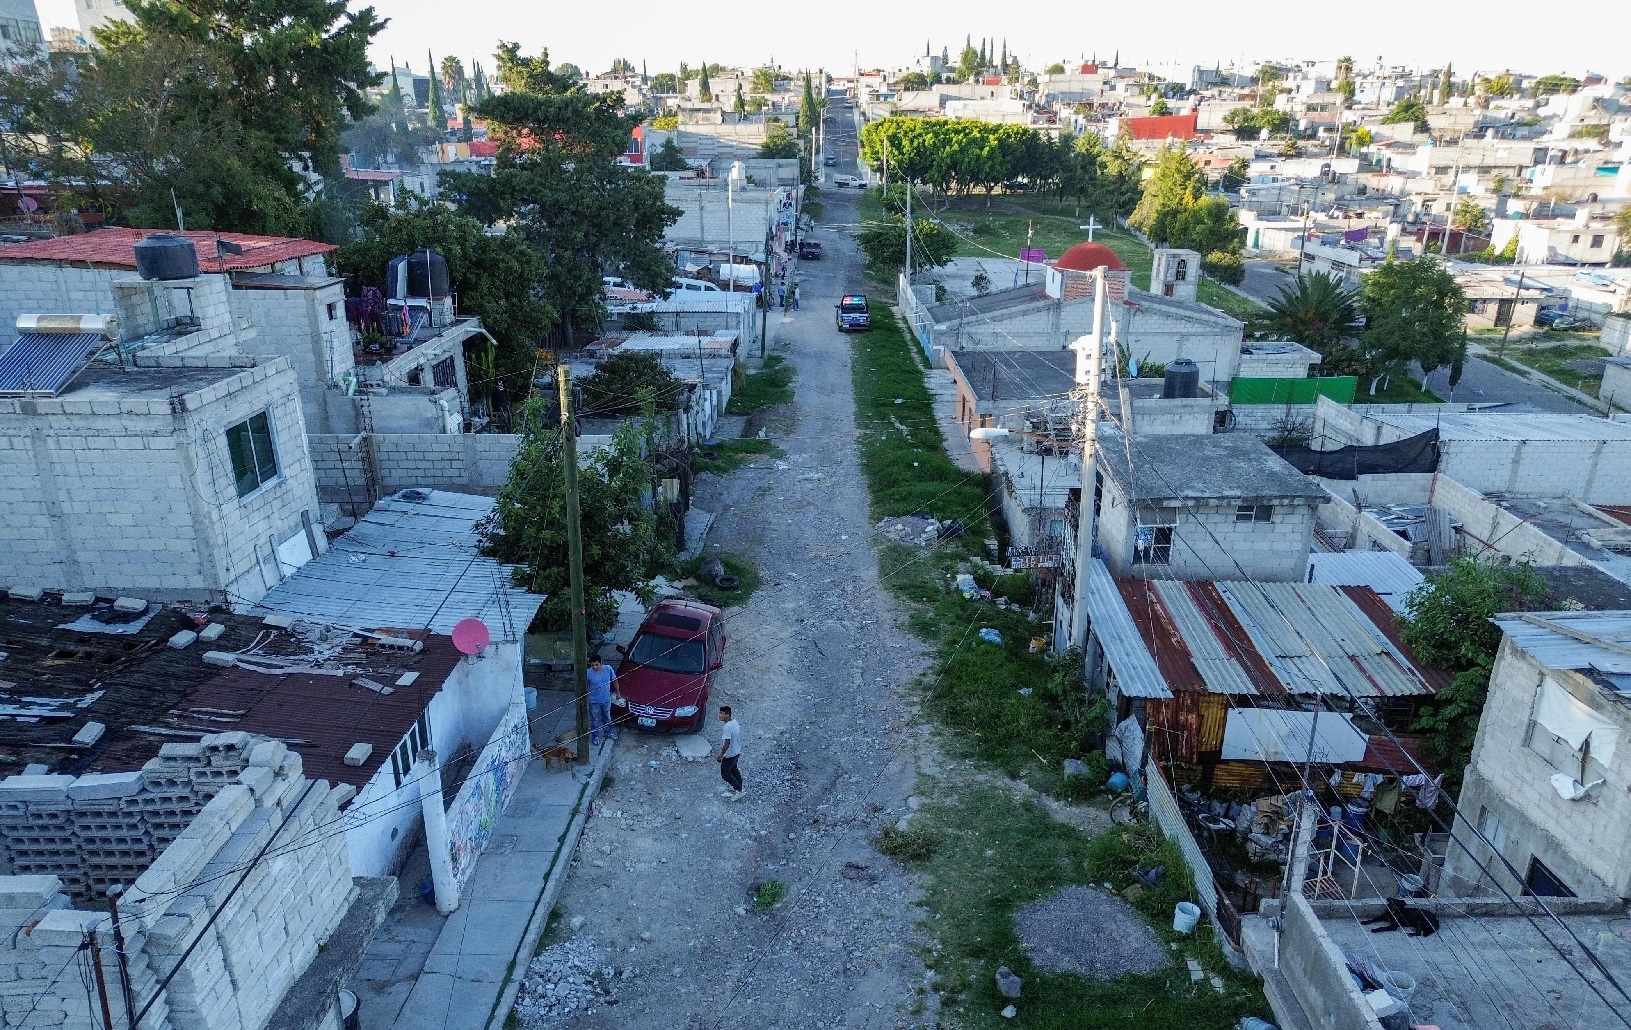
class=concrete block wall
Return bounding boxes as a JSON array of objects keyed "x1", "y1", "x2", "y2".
[
  {"x1": 0, "y1": 357, "x2": 322, "y2": 602},
  {"x1": 307, "y1": 434, "x2": 374, "y2": 512},
  {"x1": 233, "y1": 282, "x2": 354, "y2": 435},
  {"x1": 1440, "y1": 437, "x2": 1631, "y2": 504},
  {"x1": 1446, "y1": 642, "x2": 1631, "y2": 900},
  {"x1": 0, "y1": 732, "x2": 356, "y2": 1030},
  {"x1": 370, "y1": 434, "x2": 519, "y2": 494},
  {"x1": 1098, "y1": 489, "x2": 1317, "y2": 582},
  {"x1": 1429, "y1": 474, "x2": 1592, "y2": 567},
  {"x1": 1276, "y1": 893, "x2": 1385, "y2": 1030},
  {"x1": 0, "y1": 263, "x2": 123, "y2": 352}
]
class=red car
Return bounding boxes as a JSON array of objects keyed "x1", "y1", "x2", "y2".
[{"x1": 611, "y1": 600, "x2": 725, "y2": 733}]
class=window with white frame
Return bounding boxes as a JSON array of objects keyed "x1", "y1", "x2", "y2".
[
  {"x1": 1235, "y1": 503, "x2": 1274, "y2": 523},
  {"x1": 225, "y1": 412, "x2": 279, "y2": 497},
  {"x1": 389, "y1": 711, "x2": 434, "y2": 789}
]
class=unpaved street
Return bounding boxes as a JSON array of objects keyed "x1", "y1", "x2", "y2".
[{"x1": 523, "y1": 168, "x2": 945, "y2": 1029}]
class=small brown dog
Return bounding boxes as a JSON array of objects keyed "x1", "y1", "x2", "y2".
[{"x1": 539, "y1": 745, "x2": 576, "y2": 770}]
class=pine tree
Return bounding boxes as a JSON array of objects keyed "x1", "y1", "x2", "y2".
[
  {"x1": 698, "y1": 62, "x2": 712, "y2": 102},
  {"x1": 471, "y1": 61, "x2": 488, "y2": 102},
  {"x1": 427, "y1": 50, "x2": 447, "y2": 134},
  {"x1": 733, "y1": 82, "x2": 745, "y2": 114},
  {"x1": 1439, "y1": 63, "x2": 1453, "y2": 104},
  {"x1": 642, "y1": 59, "x2": 647, "y2": 83},
  {"x1": 1000, "y1": 39, "x2": 1007, "y2": 68},
  {"x1": 941, "y1": 46, "x2": 949, "y2": 67},
  {"x1": 979, "y1": 39, "x2": 987, "y2": 66}
]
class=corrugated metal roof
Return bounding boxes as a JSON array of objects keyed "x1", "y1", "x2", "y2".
[
  {"x1": 1370, "y1": 412, "x2": 1631, "y2": 442},
  {"x1": 1153, "y1": 580, "x2": 1260, "y2": 695},
  {"x1": 1086, "y1": 559, "x2": 1171, "y2": 699},
  {"x1": 1217, "y1": 582, "x2": 1435, "y2": 697},
  {"x1": 248, "y1": 491, "x2": 545, "y2": 637},
  {"x1": 179, "y1": 637, "x2": 462, "y2": 790},
  {"x1": 1492, "y1": 611, "x2": 1631, "y2": 676},
  {"x1": 1306, "y1": 551, "x2": 1425, "y2": 613}
]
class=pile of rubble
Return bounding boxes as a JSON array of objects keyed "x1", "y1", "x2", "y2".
[
  {"x1": 875, "y1": 515, "x2": 943, "y2": 548},
  {"x1": 514, "y1": 936, "x2": 620, "y2": 1026}
]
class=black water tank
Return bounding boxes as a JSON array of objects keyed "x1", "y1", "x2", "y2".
[
  {"x1": 1162, "y1": 358, "x2": 1200, "y2": 399},
  {"x1": 403, "y1": 249, "x2": 451, "y2": 299},
  {"x1": 133, "y1": 233, "x2": 199, "y2": 281}
]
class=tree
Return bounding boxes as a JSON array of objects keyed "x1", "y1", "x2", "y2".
[
  {"x1": 895, "y1": 71, "x2": 930, "y2": 91},
  {"x1": 336, "y1": 200, "x2": 551, "y2": 395},
  {"x1": 1129, "y1": 143, "x2": 1205, "y2": 245},
  {"x1": 471, "y1": 61, "x2": 490, "y2": 101},
  {"x1": 733, "y1": 83, "x2": 746, "y2": 114},
  {"x1": 481, "y1": 400, "x2": 674, "y2": 632},
  {"x1": 1451, "y1": 198, "x2": 1489, "y2": 236},
  {"x1": 1437, "y1": 63, "x2": 1453, "y2": 104},
  {"x1": 1334, "y1": 55, "x2": 1354, "y2": 82},
  {"x1": 1381, "y1": 96, "x2": 1430, "y2": 133},
  {"x1": 1255, "y1": 272, "x2": 1361, "y2": 355},
  {"x1": 1344, "y1": 126, "x2": 1372, "y2": 153},
  {"x1": 1531, "y1": 74, "x2": 1580, "y2": 97},
  {"x1": 1045, "y1": 62, "x2": 1066, "y2": 75},
  {"x1": 1335, "y1": 77, "x2": 1356, "y2": 108},
  {"x1": 609, "y1": 57, "x2": 635, "y2": 77},
  {"x1": 555, "y1": 63, "x2": 582, "y2": 82},
  {"x1": 1149, "y1": 97, "x2": 1171, "y2": 116},
  {"x1": 651, "y1": 71, "x2": 678, "y2": 94},
  {"x1": 856, "y1": 214, "x2": 956, "y2": 276},
  {"x1": 649, "y1": 135, "x2": 688, "y2": 171},
  {"x1": 1255, "y1": 62, "x2": 1284, "y2": 86},
  {"x1": 954, "y1": 42, "x2": 981, "y2": 83},
  {"x1": 579, "y1": 351, "x2": 683, "y2": 417},
  {"x1": 1360, "y1": 258, "x2": 1469, "y2": 387},
  {"x1": 0, "y1": 0, "x2": 383, "y2": 234},
  {"x1": 697, "y1": 62, "x2": 712, "y2": 102},
  {"x1": 799, "y1": 71, "x2": 819, "y2": 132},
  {"x1": 1219, "y1": 156, "x2": 1250, "y2": 192},
  {"x1": 343, "y1": 70, "x2": 432, "y2": 169},
  {"x1": 1403, "y1": 556, "x2": 1548, "y2": 770},
  {"x1": 1224, "y1": 106, "x2": 1290, "y2": 139},
  {"x1": 750, "y1": 66, "x2": 779, "y2": 94},
  {"x1": 426, "y1": 51, "x2": 448, "y2": 134},
  {"x1": 1483, "y1": 73, "x2": 1514, "y2": 98},
  {"x1": 440, "y1": 56, "x2": 469, "y2": 109},
  {"x1": 758, "y1": 120, "x2": 800, "y2": 159},
  {"x1": 444, "y1": 44, "x2": 681, "y2": 346}
]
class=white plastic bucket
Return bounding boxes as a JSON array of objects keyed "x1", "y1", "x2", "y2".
[
  {"x1": 1383, "y1": 970, "x2": 1417, "y2": 1004},
  {"x1": 1173, "y1": 901, "x2": 1202, "y2": 934},
  {"x1": 524, "y1": 687, "x2": 538, "y2": 712}
]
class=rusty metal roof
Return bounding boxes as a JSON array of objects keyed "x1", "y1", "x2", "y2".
[{"x1": 157, "y1": 636, "x2": 463, "y2": 790}]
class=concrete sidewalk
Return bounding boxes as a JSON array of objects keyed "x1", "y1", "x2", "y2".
[{"x1": 353, "y1": 740, "x2": 613, "y2": 1030}]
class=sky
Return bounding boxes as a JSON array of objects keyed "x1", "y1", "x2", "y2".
[{"x1": 32, "y1": 0, "x2": 1625, "y2": 84}]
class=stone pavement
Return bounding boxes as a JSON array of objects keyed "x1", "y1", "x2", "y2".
[{"x1": 352, "y1": 740, "x2": 614, "y2": 1030}]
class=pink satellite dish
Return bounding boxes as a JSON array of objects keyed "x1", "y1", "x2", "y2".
[{"x1": 451, "y1": 618, "x2": 490, "y2": 655}]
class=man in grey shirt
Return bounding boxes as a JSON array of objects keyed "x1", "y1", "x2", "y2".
[{"x1": 716, "y1": 705, "x2": 743, "y2": 799}]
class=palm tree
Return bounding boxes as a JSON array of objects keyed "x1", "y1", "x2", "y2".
[{"x1": 1255, "y1": 272, "x2": 1362, "y2": 355}]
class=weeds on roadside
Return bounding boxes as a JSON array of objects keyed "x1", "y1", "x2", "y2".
[
  {"x1": 672, "y1": 551, "x2": 762, "y2": 608},
  {"x1": 692, "y1": 438, "x2": 783, "y2": 476},
  {"x1": 877, "y1": 823, "x2": 943, "y2": 863},
  {"x1": 727, "y1": 355, "x2": 796, "y2": 414},
  {"x1": 751, "y1": 880, "x2": 787, "y2": 910}
]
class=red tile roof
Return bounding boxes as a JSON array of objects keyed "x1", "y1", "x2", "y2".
[
  {"x1": 0, "y1": 227, "x2": 336, "y2": 271},
  {"x1": 1125, "y1": 112, "x2": 1200, "y2": 141},
  {"x1": 468, "y1": 140, "x2": 499, "y2": 158}
]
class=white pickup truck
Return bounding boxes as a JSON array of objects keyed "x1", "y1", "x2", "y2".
[{"x1": 830, "y1": 175, "x2": 867, "y2": 189}]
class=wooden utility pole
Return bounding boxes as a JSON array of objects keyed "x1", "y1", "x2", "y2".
[
  {"x1": 558, "y1": 366, "x2": 591, "y2": 762},
  {"x1": 88, "y1": 930, "x2": 116, "y2": 1030}
]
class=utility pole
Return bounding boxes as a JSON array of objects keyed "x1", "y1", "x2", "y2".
[
  {"x1": 88, "y1": 930, "x2": 116, "y2": 1030},
  {"x1": 107, "y1": 886, "x2": 136, "y2": 1030},
  {"x1": 1497, "y1": 267, "x2": 1526, "y2": 359},
  {"x1": 557, "y1": 366, "x2": 591, "y2": 763},
  {"x1": 904, "y1": 178, "x2": 913, "y2": 282},
  {"x1": 1067, "y1": 270, "x2": 1107, "y2": 650}
]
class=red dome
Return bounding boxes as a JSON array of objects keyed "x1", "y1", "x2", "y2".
[{"x1": 1052, "y1": 242, "x2": 1128, "y2": 272}]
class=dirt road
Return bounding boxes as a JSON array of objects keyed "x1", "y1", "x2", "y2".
[{"x1": 520, "y1": 182, "x2": 942, "y2": 1030}]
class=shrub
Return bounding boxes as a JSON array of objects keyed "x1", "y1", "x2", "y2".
[{"x1": 1203, "y1": 250, "x2": 1245, "y2": 284}]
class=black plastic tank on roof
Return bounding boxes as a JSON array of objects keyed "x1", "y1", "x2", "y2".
[
  {"x1": 390, "y1": 249, "x2": 451, "y2": 299},
  {"x1": 133, "y1": 233, "x2": 200, "y2": 281}
]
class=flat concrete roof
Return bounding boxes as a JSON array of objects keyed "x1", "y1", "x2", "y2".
[
  {"x1": 59, "y1": 360, "x2": 253, "y2": 398},
  {"x1": 1096, "y1": 425, "x2": 1326, "y2": 504},
  {"x1": 1321, "y1": 907, "x2": 1631, "y2": 1030}
]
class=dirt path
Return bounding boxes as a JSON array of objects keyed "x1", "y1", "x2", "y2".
[{"x1": 523, "y1": 190, "x2": 941, "y2": 1030}]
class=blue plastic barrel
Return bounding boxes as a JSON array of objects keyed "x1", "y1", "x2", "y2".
[
  {"x1": 1107, "y1": 771, "x2": 1130, "y2": 792},
  {"x1": 1342, "y1": 798, "x2": 1371, "y2": 830}
]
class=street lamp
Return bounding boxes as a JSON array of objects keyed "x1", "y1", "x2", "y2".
[{"x1": 726, "y1": 160, "x2": 745, "y2": 293}]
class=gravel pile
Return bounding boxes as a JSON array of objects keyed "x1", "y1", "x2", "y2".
[
  {"x1": 514, "y1": 937, "x2": 619, "y2": 1027},
  {"x1": 875, "y1": 515, "x2": 942, "y2": 547},
  {"x1": 1015, "y1": 886, "x2": 1169, "y2": 980}
]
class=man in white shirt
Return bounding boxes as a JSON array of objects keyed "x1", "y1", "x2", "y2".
[{"x1": 716, "y1": 705, "x2": 744, "y2": 799}]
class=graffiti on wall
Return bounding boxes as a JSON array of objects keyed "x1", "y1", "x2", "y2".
[{"x1": 446, "y1": 698, "x2": 531, "y2": 892}]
